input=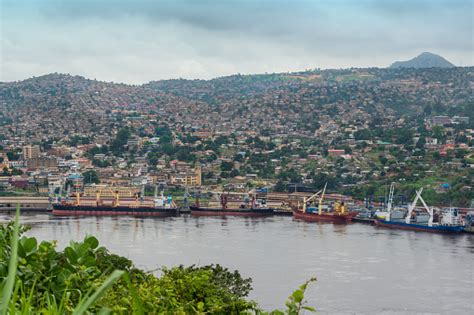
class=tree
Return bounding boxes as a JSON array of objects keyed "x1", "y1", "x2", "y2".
[
  {"x1": 6, "y1": 152, "x2": 20, "y2": 161},
  {"x1": 110, "y1": 128, "x2": 131, "y2": 156},
  {"x1": 423, "y1": 104, "x2": 432, "y2": 116},
  {"x1": 83, "y1": 170, "x2": 100, "y2": 184},
  {"x1": 311, "y1": 173, "x2": 337, "y2": 189},
  {"x1": 354, "y1": 129, "x2": 372, "y2": 140},
  {"x1": 221, "y1": 161, "x2": 233, "y2": 172},
  {"x1": 273, "y1": 180, "x2": 287, "y2": 192},
  {"x1": 229, "y1": 169, "x2": 240, "y2": 177},
  {"x1": 432, "y1": 126, "x2": 444, "y2": 141},
  {"x1": 395, "y1": 128, "x2": 414, "y2": 145},
  {"x1": 416, "y1": 137, "x2": 426, "y2": 149}
]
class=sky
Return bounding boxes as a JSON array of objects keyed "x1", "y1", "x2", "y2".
[{"x1": 1, "y1": 0, "x2": 473, "y2": 84}]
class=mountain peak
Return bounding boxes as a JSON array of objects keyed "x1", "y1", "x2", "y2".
[{"x1": 390, "y1": 52, "x2": 455, "y2": 69}]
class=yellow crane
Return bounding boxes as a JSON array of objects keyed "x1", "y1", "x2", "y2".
[
  {"x1": 114, "y1": 190, "x2": 120, "y2": 207},
  {"x1": 75, "y1": 188, "x2": 81, "y2": 206},
  {"x1": 95, "y1": 190, "x2": 101, "y2": 206},
  {"x1": 302, "y1": 183, "x2": 327, "y2": 214}
]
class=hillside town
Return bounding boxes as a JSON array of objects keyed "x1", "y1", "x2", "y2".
[{"x1": 0, "y1": 67, "x2": 473, "y2": 206}]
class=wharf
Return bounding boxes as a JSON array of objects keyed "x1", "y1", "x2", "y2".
[{"x1": 0, "y1": 197, "x2": 51, "y2": 212}]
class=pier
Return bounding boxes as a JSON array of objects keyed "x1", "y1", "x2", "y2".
[{"x1": 0, "y1": 197, "x2": 51, "y2": 212}]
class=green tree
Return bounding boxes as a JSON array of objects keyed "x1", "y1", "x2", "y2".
[
  {"x1": 221, "y1": 161, "x2": 233, "y2": 172},
  {"x1": 83, "y1": 170, "x2": 100, "y2": 184},
  {"x1": 416, "y1": 137, "x2": 426, "y2": 149},
  {"x1": 110, "y1": 128, "x2": 131, "y2": 156},
  {"x1": 274, "y1": 180, "x2": 287, "y2": 192}
]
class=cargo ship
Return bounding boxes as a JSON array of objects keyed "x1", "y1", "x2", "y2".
[
  {"x1": 292, "y1": 184, "x2": 358, "y2": 223},
  {"x1": 190, "y1": 193, "x2": 274, "y2": 217},
  {"x1": 464, "y1": 212, "x2": 474, "y2": 233},
  {"x1": 52, "y1": 189, "x2": 178, "y2": 217},
  {"x1": 374, "y1": 188, "x2": 464, "y2": 233}
]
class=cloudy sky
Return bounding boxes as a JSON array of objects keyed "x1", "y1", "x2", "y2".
[{"x1": 1, "y1": 0, "x2": 473, "y2": 83}]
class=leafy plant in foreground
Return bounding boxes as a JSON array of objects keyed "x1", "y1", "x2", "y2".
[{"x1": 0, "y1": 208, "x2": 316, "y2": 314}]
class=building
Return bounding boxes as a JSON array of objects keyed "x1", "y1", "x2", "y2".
[
  {"x1": 169, "y1": 165, "x2": 202, "y2": 186},
  {"x1": 431, "y1": 116, "x2": 452, "y2": 127},
  {"x1": 23, "y1": 145, "x2": 40, "y2": 160},
  {"x1": 328, "y1": 149, "x2": 345, "y2": 157},
  {"x1": 27, "y1": 157, "x2": 58, "y2": 169},
  {"x1": 452, "y1": 116, "x2": 469, "y2": 125}
]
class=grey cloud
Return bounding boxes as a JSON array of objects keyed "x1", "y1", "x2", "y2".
[{"x1": 1, "y1": 0, "x2": 472, "y2": 83}]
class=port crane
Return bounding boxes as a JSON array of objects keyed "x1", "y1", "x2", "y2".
[
  {"x1": 302, "y1": 183, "x2": 327, "y2": 215},
  {"x1": 405, "y1": 188, "x2": 433, "y2": 226}
]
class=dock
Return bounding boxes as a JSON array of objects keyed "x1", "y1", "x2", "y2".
[{"x1": 0, "y1": 197, "x2": 51, "y2": 212}]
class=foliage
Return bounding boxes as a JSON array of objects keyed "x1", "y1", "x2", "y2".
[
  {"x1": 110, "y1": 127, "x2": 131, "y2": 156},
  {"x1": 0, "y1": 213, "x2": 317, "y2": 314},
  {"x1": 0, "y1": 206, "x2": 128, "y2": 314},
  {"x1": 82, "y1": 170, "x2": 100, "y2": 184}
]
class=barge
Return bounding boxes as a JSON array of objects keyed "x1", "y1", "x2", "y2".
[
  {"x1": 52, "y1": 190, "x2": 178, "y2": 217},
  {"x1": 190, "y1": 193, "x2": 273, "y2": 217}
]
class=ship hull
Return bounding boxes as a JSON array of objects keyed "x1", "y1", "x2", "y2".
[
  {"x1": 292, "y1": 210, "x2": 357, "y2": 223},
  {"x1": 190, "y1": 206, "x2": 274, "y2": 217},
  {"x1": 464, "y1": 226, "x2": 474, "y2": 234},
  {"x1": 374, "y1": 219, "x2": 464, "y2": 233},
  {"x1": 52, "y1": 204, "x2": 178, "y2": 217}
]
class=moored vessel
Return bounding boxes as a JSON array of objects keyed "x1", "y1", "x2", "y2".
[
  {"x1": 463, "y1": 211, "x2": 474, "y2": 233},
  {"x1": 374, "y1": 187, "x2": 464, "y2": 233},
  {"x1": 292, "y1": 184, "x2": 357, "y2": 223},
  {"x1": 190, "y1": 192, "x2": 274, "y2": 217},
  {"x1": 52, "y1": 188, "x2": 178, "y2": 217}
]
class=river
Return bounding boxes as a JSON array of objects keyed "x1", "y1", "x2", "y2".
[{"x1": 2, "y1": 213, "x2": 473, "y2": 314}]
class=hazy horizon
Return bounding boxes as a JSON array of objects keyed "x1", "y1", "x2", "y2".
[{"x1": 1, "y1": 0, "x2": 473, "y2": 84}]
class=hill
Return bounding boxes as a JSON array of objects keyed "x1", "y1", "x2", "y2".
[
  {"x1": 390, "y1": 52, "x2": 455, "y2": 69},
  {"x1": 0, "y1": 68, "x2": 472, "y2": 142}
]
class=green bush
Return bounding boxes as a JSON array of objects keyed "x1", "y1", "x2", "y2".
[{"x1": 1, "y1": 207, "x2": 316, "y2": 314}]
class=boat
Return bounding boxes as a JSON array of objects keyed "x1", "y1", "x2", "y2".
[
  {"x1": 374, "y1": 187, "x2": 464, "y2": 233},
  {"x1": 52, "y1": 187, "x2": 178, "y2": 217},
  {"x1": 463, "y1": 211, "x2": 474, "y2": 233},
  {"x1": 353, "y1": 208, "x2": 376, "y2": 223},
  {"x1": 292, "y1": 183, "x2": 357, "y2": 223},
  {"x1": 190, "y1": 192, "x2": 274, "y2": 217}
]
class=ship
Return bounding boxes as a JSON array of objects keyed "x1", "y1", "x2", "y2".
[
  {"x1": 462, "y1": 211, "x2": 474, "y2": 233},
  {"x1": 52, "y1": 187, "x2": 178, "y2": 217},
  {"x1": 356, "y1": 183, "x2": 406, "y2": 223},
  {"x1": 352, "y1": 208, "x2": 376, "y2": 223},
  {"x1": 190, "y1": 192, "x2": 274, "y2": 217},
  {"x1": 292, "y1": 184, "x2": 358, "y2": 223},
  {"x1": 374, "y1": 187, "x2": 464, "y2": 233}
]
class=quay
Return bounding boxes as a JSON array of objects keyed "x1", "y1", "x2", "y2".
[{"x1": 0, "y1": 197, "x2": 51, "y2": 212}]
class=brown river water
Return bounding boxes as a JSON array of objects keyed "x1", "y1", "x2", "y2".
[{"x1": 2, "y1": 213, "x2": 473, "y2": 314}]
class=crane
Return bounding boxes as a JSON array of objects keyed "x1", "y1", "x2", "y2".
[
  {"x1": 387, "y1": 182, "x2": 395, "y2": 213},
  {"x1": 405, "y1": 188, "x2": 433, "y2": 226},
  {"x1": 318, "y1": 183, "x2": 327, "y2": 215},
  {"x1": 302, "y1": 183, "x2": 327, "y2": 214},
  {"x1": 302, "y1": 189, "x2": 322, "y2": 213},
  {"x1": 95, "y1": 189, "x2": 101, "y2": 206}
]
